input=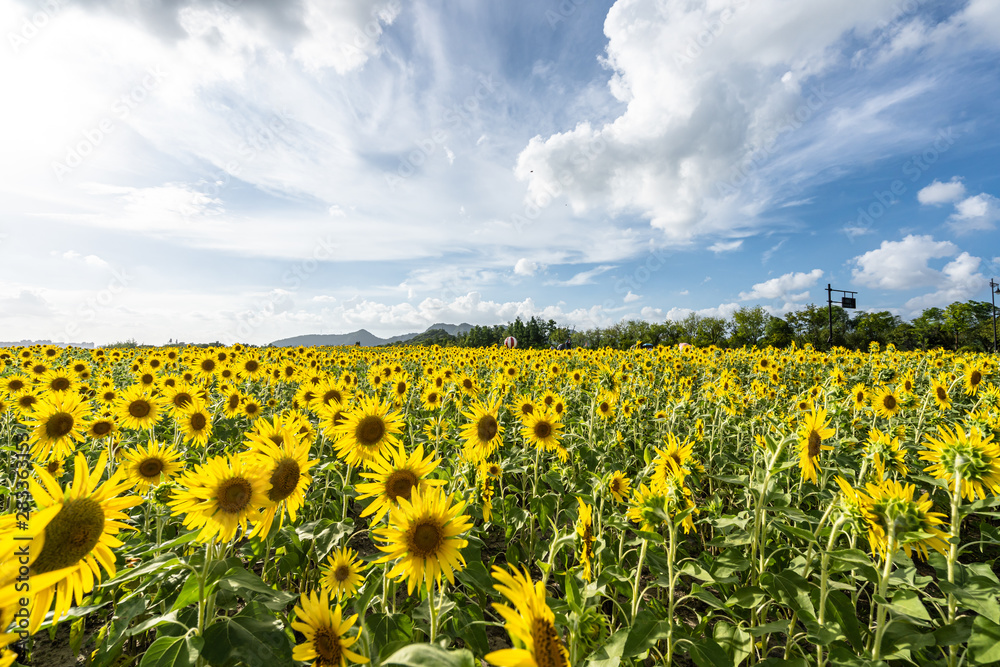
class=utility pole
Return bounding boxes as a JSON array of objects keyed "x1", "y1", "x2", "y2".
[
  {"x1": 991, "y1": 278, "x2": 999, "y2": 354},
  {"x1": 826, "y1": 284, "x2": 858, "y2": 348}
]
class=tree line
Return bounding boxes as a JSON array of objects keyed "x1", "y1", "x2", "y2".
[{"x1": 451, "y1": 301, "x2": 999, "y2": 352}]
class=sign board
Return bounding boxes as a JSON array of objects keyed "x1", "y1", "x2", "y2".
[{"x1": 841, "y1": 297, "x2": 856, "y2": 309}]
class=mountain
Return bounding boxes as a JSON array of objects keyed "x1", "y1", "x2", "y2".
[{"x1": 270, "y1": 323, "x2": 473, "y2": 348}]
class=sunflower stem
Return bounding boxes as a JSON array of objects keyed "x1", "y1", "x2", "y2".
[
  {"x1": 816, "y1": 516, "x2": 846, "y2": 667},
  {"x1": 946, "y1": 463, "x2": 963, "y2": 667},
  {"x1": 630, "y1": 538, "x2": 648, "y2": 620},
  {"x1": 872, "y1": 528, "x2": 897, "y2": 661},
  {"x1": 665, "y1": 518, "x2": 677, "y2": 666},
  {"x1": 425, "y1": 569, "x2": 438, "y2": 644},
  {"x1": 341, "y1": 463, "x2": 353, "y2": 523}
]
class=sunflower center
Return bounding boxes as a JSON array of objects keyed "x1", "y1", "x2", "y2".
[
  {"x1": 856, "y1": 392, "x2": 864, "y2": 403},
  {"x1": 8, "y1": 379, "x2": 24, "y2": 391},
  {"x1": 45, "y1": 412, "x2": 76, "y2": 438},
  {"x1": 228, "y1": 394, "x2": 240, "y2": 410},
  {"x1": 138, "y1": 457, "x2": 164, "y2": 479},
  {"x1": 531, "y1": 617, "x2": 568, "y2": 667},
  {"x1": 936, "y1": 386, "x2": 947, "y2": 401},
  {"x1": 971, "y1": 371, "x2": 982, "y2": 386},
  {"x1": 610, "y1": 479, "x2": 621, "y2": 493},
  {"x1": 245, "y1": 403, "x2": 260, "y2": 415},
  {"x1": 334, "y1": 565, "x2": 351, "y2": 582},
  {"x1": 92, "y1": 421, "x2": 112, "y2": 436},
  {"x1": 534, "y1": 421, "x2": 552, "y2": 440},
  {"x1": 312, "y1": 627, "x2": 342, "y2": 664},
  {"x1": 882, "y1": 394, "x2": 897, "y2": 411},
  {"x1": 521, "y1": 403, "x2": 534, "y2": 415},
  {"x1": 217, "y1": 477, "x2": 253, "y2": 513},
  {"x1": 190, "y1": 413, "x2": 208, "y2": 431},
  {"x1": 322, "y1": 389, "x2": 342, "y2": 406},
  {"x1": 599, "y1": 402, "x2": 610, "y2": 413},
  {"x1": 386, "y1": 470, "x2": 418, "y2": 502},
  {"x1": 46, "y1": 460, "x2": 60, "y2": 474},
  {"x1": 51, "y1": 377, "x2": 71, "y2": 391},
  {"x1": 173, "y1": 393, "x2": 193, "y2": 409},
  {"x1": 129, "y1": 400, "x2": 152, "y2": 418},
  {"x1": 245, "y1": 360, "x2": 259, "y2": 372},
  {"x1": 409, "y1": 521, "x2": 444, "y2": 557},
  {"x1": 807, "y1": 431, "x2": 822, "y2": 458},
  {"x1": 268, "y1": 458, "x2": 301, "y2": 502},
  {"x1": 31, "y1": 499, "x2": 105, "y2": 575},
  {"x1": 201, "y1": 360, "x2": 216, "y2": 372},
  {"x1": 476, "y1": 415, "x2": 498, "y2": 442},
  {"x1": 356, "y1": 416, "x2": 386, "y2": 447}
]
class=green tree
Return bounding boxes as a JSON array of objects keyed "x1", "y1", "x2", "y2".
[{"x1": 729, "y1": 305, "x2": 769, "y2": 347}]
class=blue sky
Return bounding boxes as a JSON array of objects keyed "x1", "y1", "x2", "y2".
[{"x1": 1, "y1": 0, "x2": 998, "y2": 345}]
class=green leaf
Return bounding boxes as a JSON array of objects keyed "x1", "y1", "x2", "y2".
[
  {"x1": 773, "y1": 522, "x2": 816, "y2": 543},
  {"x1": 215, "y1": 566, "x2": 297, "y2": 611},
  {"x1": 584, "y1": 627, "x2": 628, "y2": 667},
  {"x1": 969, "y1": 616, "x2": 1000, "y2": 664},
  {"x1": 101, "y1": 553, "x2": 182, "y2": 588},
  {"x1": 139, "y1": 634, "x2": 203, "y2": 667},
  {"x1": 622, "y1": 612, "x2": 671, "y2": 658},
  {"x1": 689, "y1": 636, "x2": 734, "y2": 667},
  {"x1": 382, "y1": 643, "x2": 475, "y2": 667},
  {"x1": 449, "y1": 605, "x2": 489, "y2": 657},
  {"x1": 200, "y1": 602, "x2": 293, "y2": 667},
  {"x1": 713, "y1": 622, "x2": 751, "y2": 666},
  {"x1": 565, "y1": 572, "x2": 582, "y2": 613},
  {"x1": 887, "y1": 588, "x2": 931, "y2": 622},
  {"x1": 825, "y1": 590, "x2": 864, "y2": 651},
  {"x1": 727, "y1": 587, "x2": 767, "y2": 609},
  {"x1": 689, "y1": 585, "x2": 727, "y2": 611},
  {"x1": 939, "y1": 578, "x2": 1000, "y2": 624}
]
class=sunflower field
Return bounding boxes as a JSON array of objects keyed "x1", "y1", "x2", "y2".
[{"x1": 2, "y1": 342, "x2": 1000, "y2": 667}]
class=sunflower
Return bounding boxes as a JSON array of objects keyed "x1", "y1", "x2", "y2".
[
  {"x1": 116, "y1": 385, "x2": 166, "y2": 431},
  {"x1": 964, "y1": 365, "x2": 986, "y2": 395},
  {"x1": 485, "y1": 565, "x2": 569, "y2": 667},
  {"x1": 576, "y1": 498, "x2": 594, "y2": 582},
  {"x1": 373, "y1": 486, "x2": 472, "y2": 595},
  {"x1": 86, "y1": 415, "x2": 117, "y2": 440},
  {"x1": 162, "y1": 382, "x2": 203, "y2": 415},
  {"x1": 594, "y1": 393, "x2": 615, "y2": 419},
  {"x1": 320, "y1": 547, "x2": 368, "y2": 600},
  {"x1": 419, "y1": 385, "x2": 444, "y2": 411},
  {"x1": 291, "y1": 589, "x2": 368, "y2": 666},
  {"x1": 356, "y1": 442, "x2": 444, "y2": 524},
  {"x1": 459, "y1": 397, "x2": 504, "y2": 463},
  {"x1": 22, "y1": 391, "x2": 90, "y2": 461},
  {"x1": 38, "y1": 369, "x2": 74, "y2": 394},
  {"x1": 330, "y1": 396, "x2": 404, "y2": 469},
  {"x1": 861, "y1": 478, "x2": 949, "y2": 560},
  {"x1": 313, "y1": 380, "x2": 352, "y2": 412},
  {"x1": 608, "y1": 471, "x2": 631, "y2": 503},
  {"x1": 168, "y1": 454, "x2": 270, "y2": 543},
  {"x1": 456, "y1": 374, "x2": 480, "y2": 398},
  {"x1": 177, "y1": 400, "x2": 213, "y2": 447},
  {"x1": 870, "y1": 386, "x2": 902, "y2": 419},
  {"x1": 850, "y1": 383, "x2": 867, "y2": 410},
  {"x1": 237, "y1": 354, "x2": 266, "y2": 381},
  {"x1": 0, "y1": 452, "x2": 142, "y2": 635},
  {"x1": 521, "y1": 409, "x2": 566, "y2": 461},
  {"x1": 242, "y1": 396, "x2": 263, "y2": 419},
  {"x1": 245, "y1": 427, "x2": 317, "y2": 539},
  {"x1": 920, "y1": 425, "x2": 1000, "y2": 501},
  {"x1": 797, "y1": 404, "x2": 835, "y2": 485},
  {"x1": 930, "y1": 378, "x2": 951, "y2": 410},
  {"x1": 864, "y1": 428, "x2": 908, "y2": 478},
  {"x1": 0, "y1": 373, "x2": 28, "y2": 395},
  {"x1": 512, "y1": 394, "x2": 537, "y2": 418},
  {"x1": 651, "y1": 433, "x2": 703, "y2": 484},
  {"x1": 191, "y1": 353, "x2": 219, "y2": 380},
  {"x1": 121, "y1": 440, "x2": 184, "y2": 492}
]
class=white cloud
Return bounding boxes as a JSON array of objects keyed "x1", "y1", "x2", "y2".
[
  {"x1": 709, "y1": 239, "x2": 743, "y2": 253},
  {"x1": 665, "y1": 302, "x2": 740, "y2": 322},
  {"x1": 850, "y1": 234, "x2": 986, "y2": 313},
  {"x1": 948, "y1": 194, "x2": 999, "y2": 233},
  {"x1": 548, "y1": 265, "x2": 615, "y2": 287},
  {"x1": 513, "y1": 0, "x2": 925, "y2": 241},
  {"x1": 739, "y1": 269, "x2": 823, "y2": 301},
  {"x1": 624, "y1": 291, "x2": 641, "y2": 303},
  {"x1": 842, "y1": 225, "x2": 874, "y2": 240},
  {"x1": 904, "y1": 252, "x2": 984, "y2": 311},
  {"x1": 514, "y1": 258, "x2": 538, "y2": 276},
  {"x1": 678, "y1": 289, "x2": 689, "y2": 295},
  {"x1": 917, "y1": 177, "x2": 966, "y2": 205},
  {"x1": 851, "y1": 235, "x2": 958, "y2": 289}
]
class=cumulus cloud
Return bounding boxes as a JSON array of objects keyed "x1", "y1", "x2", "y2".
[
  {"x1": 709, "y1": 240, "x2": 743, "y2": 253},
  {"x1": 514, "y1": 258, "x2": 538, "y2": 276},
  {"x1": 948, "y1": 193, "x2": 999, "y2": 233},
  {"x1": 624, "y1": 291, "x2": 641, "y2": 303},
  {"x1": 917, "y1": 177, "x2": 966, "y2": 205},
  {"x1": 738, "y1": 269, "x2": 823, "y2": 302},
  {"x1": 513, "y1": 0, "x2": 919, "y2": 241},
  {"x1": 851, "y1": 235, "x2": 958, "y2": 289},
  {"x1": 850, "y1": 234, "x2": 986, "y2": 312}
]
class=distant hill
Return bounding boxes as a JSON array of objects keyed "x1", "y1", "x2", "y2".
[
  {"x1": 0, "y1": 340, "x2": 95, "y2": 348},
  {"x1": 270, "y1": 323, "x2": 472, "y2": 348},
  {"x1": 383, "y1": 328, "x2": 458, "y2": 347}
]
